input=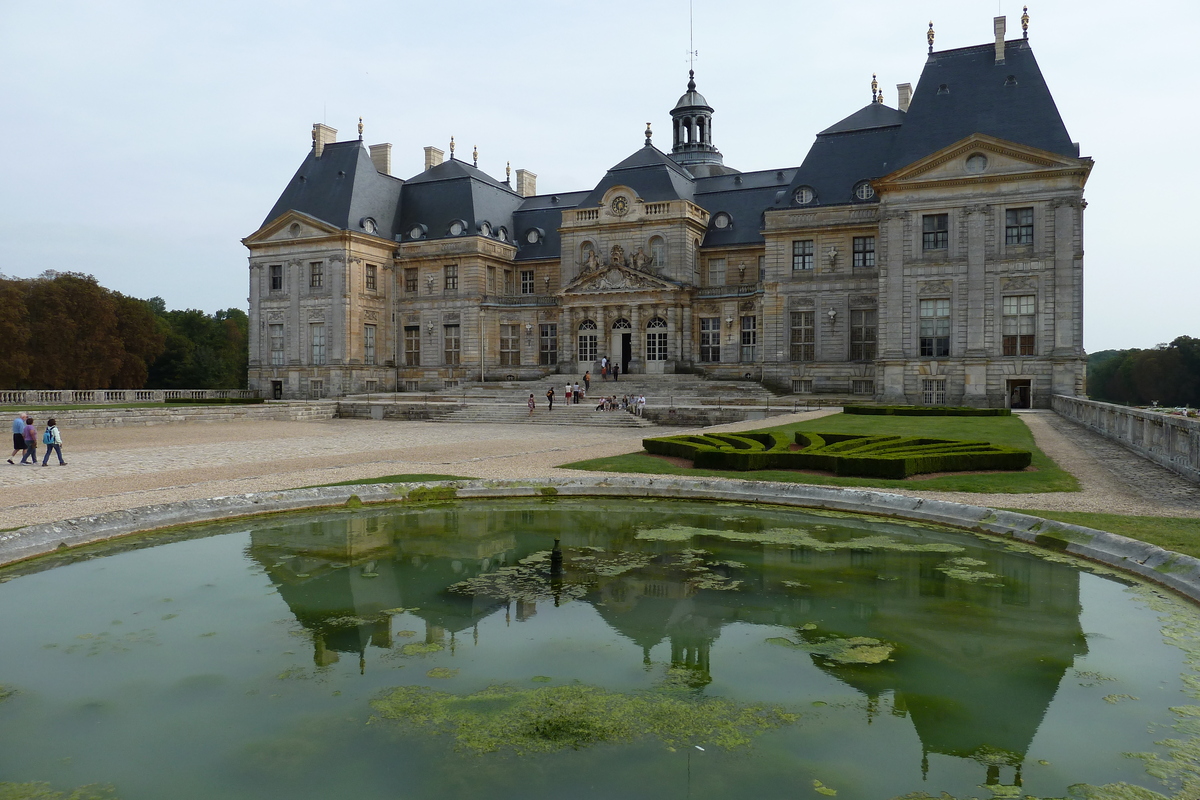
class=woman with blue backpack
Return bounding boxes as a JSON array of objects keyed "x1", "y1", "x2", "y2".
[{"x1": 41, "y1": 418, "x2": 66, "y2": 466}]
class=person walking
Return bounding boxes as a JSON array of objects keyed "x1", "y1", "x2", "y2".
[
  {"x1": 612, "y1": 363, "x2": 620, "y2": 381},
  {"x1": 527, "y1": 393, "x2": 536, "y2": 417},
  {"x1": 565, "y1": 382, "x2": 572, "y2": 406},
  {"x1": 600, "y1": 357, "x2": 608, "y2": 380},
  {"x1": 41, "y1": 418, "x2": 66, "y2": 466},
  {"x1": 19, "y1": 417, "x2": 37, "y2": 465},
  {"x1": 9, "y1": 411, "x2": 27, "y2": 464},
  {"x1": 545, "y1": 386, "x2": 555, "y2": 411},
  {"x1": 574, "y1": 382, "x2": 582, "y2": 404},
  {"x1": 583, "y1": 371, "x2": 591, "y2": 393}
]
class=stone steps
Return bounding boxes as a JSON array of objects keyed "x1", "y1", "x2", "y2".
[{"x1": 427, "y1": 401, "x2": 656, "y2": 428}]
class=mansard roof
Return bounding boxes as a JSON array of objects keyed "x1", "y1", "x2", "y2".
[
  {"x1": 262, "y1": 141, "x2": 404, "y2": 240},
  {"x1": 777, "y1": 122, "x2": 901, "y2": 210},
  {"x1": 396, "y1": 157, "x2": 524, "y2": 244},
  {"x1": 512, "y1": 191, "x2": 589, "y2": 262},
  {"x1": 819, "y1": 102, "x2": 907, "y2": 135},
  {"x1": 892, "y1": 38, "x2": 1077, "y2": 166},
  {"x1": 578, "y1": 143, "x2": 697, "y2": 208},
  {"x1": 693, "y1": 168, "x2": 798, "y2": 247}
]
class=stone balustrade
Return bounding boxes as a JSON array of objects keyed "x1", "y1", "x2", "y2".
[
  {"x1": 0, "y1": 389, "x2": 261, "y2": 406},
  {"x1": 1053, "y1": 395, "x2": 1200, "y2": 484}
]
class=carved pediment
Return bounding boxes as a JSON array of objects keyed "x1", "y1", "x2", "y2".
[
  {"x1": 244, "y1": 211, "x2": 342, "y2": 245},
  {"x1": 877, "y1": 134, "x2": 1092, "y2": 188},
  {"x1": 563, "y1": 264, "x2": 678, "y2": 295}
]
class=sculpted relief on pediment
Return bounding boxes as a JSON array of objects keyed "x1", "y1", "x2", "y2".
[{"x1": 565, "y1": 265, "x2": 674, "y2": 295}]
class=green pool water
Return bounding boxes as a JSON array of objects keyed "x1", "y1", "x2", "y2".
[{"x1": 0, "y1": 498, "x2": 1198, "y2": 800}]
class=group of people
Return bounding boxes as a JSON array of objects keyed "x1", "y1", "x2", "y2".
[
  {"x1": 594, "y1": 394, "x2": 646, "y2": 415},
  {"x1": 598, "y1": 357, "x2": 621, "y2": 381},
  {"x1": 9, "y1": 412, "x2": 66, "y2": 466}
]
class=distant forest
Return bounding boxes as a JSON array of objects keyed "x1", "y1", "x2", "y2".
[
  {"x1": 0, "y1": 272, "x2": 247, "y2": 390},
  {"x1": 1088, "y1": 337, "x2": 1200, "y2": 407}
]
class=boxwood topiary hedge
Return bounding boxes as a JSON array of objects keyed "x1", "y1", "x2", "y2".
[
  {"x1": 642, "y1": 430, "x2": 1030, "y2": 479},
  {"x1": 843, "y1": 405, "x2": 1011, "y2": 416}
]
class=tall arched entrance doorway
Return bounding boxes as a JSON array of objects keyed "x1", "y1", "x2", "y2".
[{"x1": 611, "y1": 318, "x2": 632, "y2": 374}]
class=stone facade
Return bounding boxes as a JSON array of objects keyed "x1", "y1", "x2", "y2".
[{"x1": 245, "y1": 17, "x2": 1090, "y2": 407}]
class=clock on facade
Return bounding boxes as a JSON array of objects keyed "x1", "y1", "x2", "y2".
[{"x1": 610, "y1": 195, "x2": 629, "y2": 216}]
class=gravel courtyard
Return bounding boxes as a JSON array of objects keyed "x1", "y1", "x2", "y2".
[{"x1": 2, "y1": 410, "x2": 1198, "y2": 530}]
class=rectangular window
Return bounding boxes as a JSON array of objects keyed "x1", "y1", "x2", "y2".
[
  {"x1": 792, "y1": 240, "x2": 814, "y2": 271},
  {"x1": 310, "y1": 323, "x2": 326, "y2": 365},
  {"x1": 309, "y1": 262, "x2": 324, "y2": 289},
  {"x1": 922, "y1": 214, "x2": 948, "y2": 251},
  {"x1": 443, "y1": 324, "x2": 461, "y2": 365},
  {"x1": 500, "y1": 324, "x2": 520, "y2": 366},
  {"x1": 308, "y1": 379, "x2": 324, "y2": 398},
  {"x1": 520, "y1": 270, "x2": 535, "y2": 295},
  {"x1": 363, "y1": 324, "x2": 376, "y2": 365},
  {"x1": 919, "y1": 298, "x2": 951, "y2": 357},
  {"x1": 849, "y1": 309, "x2": 877, "y2": 360},
  {"x1": 852, "y1": 236, "x2": 876, "y2": 268},
  {"x1": 365, "y1": 264, "x2": 377, "y2": 291},
  {"x1": 707, "y1": 257, "x2": 726, "y2": 286},
  {"x1": 1005, "y1": 207, "x2": 1034, "y2": 246},
  {"x1": 365, "y1": 380, "x2": 378, "y2": 393},
  {"x1": 539, "y1": 324, "x2": 558, "y2": 366},
  {"x1": 404, "y1": 326, "x2": 420, "y2": 367},
  {"x1": 646, "y1": 324, "x2": 667, "y2": 361},
  {"x1": 740, "y1": 316, "x2": 757, "y2": 362},
  {"x1": 269, "y1": 324, "x2": 284, "y2": 366},
  {"x1": 578, "y1": 329, "x2": 597, "y2": 363},
  {"x1": 443, "y1": 264, "x2": 458, "y2": 292},
  {"x1": 699, "y1": 317, "x2": 720, "y2": 363},
  {"x1": 403, "y1": 379, "x2": 419, "y2": 392},
  {"x1": 792, "y1": 379, "x2": 813, "y2": 394},
  {"x1": 650, "y1": 239, "x2": 666, "y2": 268},
  {"x1": 269, "y1": 264, "x2": 283, "y2": 292},
  {"x1": 1002, "y1": 294, "x2": 1037, "y2": 356},
  {"x1": 503, "y1": 270, "x2": 515, "y2": 296},
  {"x1": 851, "y1": 379, "x2": 874, "y2": 396},
  {"x1": 922, "y1": 379, "x2": 947, "y2": 405},
  {"x1": 758, "y1": 255, "x2": 766, "y2": 282},
  {"x1": 790, "y1": 311, "x2": 815, "y2": 361},
  {"x1": 486, "y1": 266, "x2": 496, "y2": 294},
  {"x1": 404, "y1": 268, "x2": 418, "y2": 294}
]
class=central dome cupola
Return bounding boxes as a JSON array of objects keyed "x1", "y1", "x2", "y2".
[{"x1": 669, "y1": 70, "x2": 728, "y2": 176}]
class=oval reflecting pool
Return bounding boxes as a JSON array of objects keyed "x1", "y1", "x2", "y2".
[{"x1": 1, "y1": 498, "x2": 1199, "y2": 800}]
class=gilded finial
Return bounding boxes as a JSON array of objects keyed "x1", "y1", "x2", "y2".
[
  {"x1": 450, "y1": 136, "x2": 455, "y2": 159},
  {"x1": 871, "y1": 73, "x2": 878, "y2": 102},
  {"x1": 927, "y1": 21, "x2": 935, "y2": 53},
  {"x1": 1021, "y1": 5, "x2": 1030, "y2": 38},
  {"x1": 876, "y1": 87, "x2": 884, "y2": 105},
  {"x1": 644, "y1": 122, "x2": 653, "y2": 146},
  {"x1": 506, "y1": 161, "x2": 511, "y2": 184},
  {"x1": 358, "y1": 117, "x2": 363, "y2": 140},
  {"x1": 472, "y1": 145, "x2": 478, "y2": 167}
]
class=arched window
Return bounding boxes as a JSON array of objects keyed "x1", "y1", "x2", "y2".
[
  {"x1": 577, "y1": 319, "x2": 598, "y2": 363},
  {"x1": 612, "y1": 318, "x2": 632, "y2": 330},
  {"x1": 646, "y1": 317, "x2": 668, "y2": 361},
  {"x1": 649, "y1": 236, "x2": 666, "y2": 269}
]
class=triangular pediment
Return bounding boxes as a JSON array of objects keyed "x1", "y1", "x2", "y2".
[
  {"x1": 878, "y1": 134, "x2": 1090, "y2": 187},
  {"x1": 563, "y1": 263, "x2": 680, "y2": 295},
  {"x1": 243, "y1": 211, "x2": 342, "y2": 246}
]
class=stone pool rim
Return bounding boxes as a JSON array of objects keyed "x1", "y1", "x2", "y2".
[{"x1": 3, "y1": 476, "x2": 1197, "y2": 602}]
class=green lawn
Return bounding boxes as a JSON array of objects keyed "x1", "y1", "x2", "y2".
[
  {"x1": 302, "y1": 473, "x2": 469, "y2": 489},
  {"x1": 1002, "y1": 510, "x2": 1200, "y2": 560},
  {"x1": 562, "y1": 412, "x2": 1078, "y2": 493}
]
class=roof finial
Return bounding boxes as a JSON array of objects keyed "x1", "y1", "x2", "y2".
[
  {"x1": 449, "y1": 136, "x2": 455, "y2": 159},
  {"x1": 644, "y1": 122, "x2": 653, "y2": 146},
  {"x1": 876, "y1": 87, "x2": 884, "y2": 105},
  {"x1": 927, "y1": 21, "x2": 936, "y2": 53},
  {"x1": 687, "y1": 69, "x2": 696, "y2": 92},
  {"x1": 506, "y1": 161, "x2": 511, "y2": 185},
  {"x1": 472, "y1": 145, "x2": 478, "y2": 168},
  {"x1": 871, "y1": 73, "x2": 878, "y2": 102},
  {"x1": 357, "y1": 117, "x2": 363, "y2": 140},
  {"x1": 1021, "y1": 5, "x2": 1030, "y2": 38}
]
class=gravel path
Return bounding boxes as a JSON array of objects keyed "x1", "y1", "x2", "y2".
[{"x1": 2, "y1": 407, "x2": 1197, "y2": 529}]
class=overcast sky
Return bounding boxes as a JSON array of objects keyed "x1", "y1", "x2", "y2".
[{"x1": 1, "y1": 1, "x2": 1194, "y2": 353}]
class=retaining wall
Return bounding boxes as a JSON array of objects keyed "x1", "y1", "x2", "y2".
[
  {"x1": 23, "y1": 402, "x2": 337, "y2": 429},
  {"x1": 4, "y1": 476, "x2": 1200, "y2": 603},
  {"x1": 1, "y1": 389, "x2": 259, "y2": 405},
  {"x1": 1053, "y1": 395, "x2": 1200, "y2": 484}
]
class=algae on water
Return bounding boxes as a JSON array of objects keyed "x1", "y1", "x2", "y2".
[
  {"x1": 767, "y1": 634, "x2": 895, "y2": 665},
  {"x1": 0, "y1": 783, "x2": 118, "y2": 800}
]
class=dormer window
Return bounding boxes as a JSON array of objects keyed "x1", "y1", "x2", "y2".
[
  {"x1": 360, "y1": 217, "x2": 377, "y2": 235},
  {"x1": 712, "y1": 212, "x2": 732, "y2": 230},
  {"x1": 479, "y1": 221, "x2": 492, "y2": 237},
  {"x1": 794, "y1": 186, "x2": 815, "y2": 206},
  {"x1": 448, "y1": 220, "x2": 465, "y2": 236},
  {"x1": 853, "y1": 182, "x2": 875, "y2": 201},
  {"x1": 525, "y1": 228, "x2": 544, "y2": 245},
  {"x1": 408, "y1": 224, "x2": 427, "y2": 240}
]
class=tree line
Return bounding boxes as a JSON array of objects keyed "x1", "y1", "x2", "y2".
[
  {"x1": 1088, "y1": 336, "x2": 1200, "y2": 407},
  {"x1": 0, "y1": 272, "x2": 248, "y2": 390}
]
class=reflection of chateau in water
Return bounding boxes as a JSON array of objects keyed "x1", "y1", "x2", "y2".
[{"x1": 249, "y1": 503, "x2": 1085, "y2": 784}]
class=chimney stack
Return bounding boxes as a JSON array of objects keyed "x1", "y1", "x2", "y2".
[
  {"x1": 369, "y1": 143, "x2": 392, "y2": 176},
  {"x1": 994, "y1": 16, "x2": 1007, "y2": 63},
  {"x1": 897, "y1": 83, "x2": 913, "y2": 113},
  {"x1": 424, "y1": 146, "x2": 444, "y2": 171},
  {"x1": 312, "y1": 123, "x2": 337, "y2": 158},
  {"x1": 515, "y1": 169, "x2": 537, "y2": 198}
]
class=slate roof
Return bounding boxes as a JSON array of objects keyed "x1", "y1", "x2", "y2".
[
  {"x1": 262, "y1": 141, "x2": 404, "y2": 239},
  {"x1": 892, "y1": 38, "x2": 1077, "y2": 165},
  {"x1": 396, "y1": 157, "x2": 524, "y2": 244},
  {"x1": 512, "y1": 191, "x2": 590, "y2": 262},
  {"x1": 693, "y1": 168, "x2": 799, "y2": 246},
  {"x1": 819, "y1": 102, "x2": 907, "y2": 135},
  {"x1": 577, "y1": 144, "x2": 697, "y2": 209},
  {"x1": 777, "y1": 108, "x2": 902, "y2": 210}
]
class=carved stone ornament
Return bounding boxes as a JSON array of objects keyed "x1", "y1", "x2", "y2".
[
  {"x1": 1001, "y1": 276, "x2": 1038, "y2": 291},
  {"x1": 739, "y1": 300, "x2": 756, "y2": 312},
  {"x1": 287, "y1": 258, "x2": 303, "y2": 268},
  {"x1": 327, "y1": 253, "x2": 347, "y2": 265},
  {"x1": 919, "y1": 279, "x2": 952, "y2": 296},
  {"x1": 364, "y1": 310, "x2": 379, "y2": 321},
  {"x1": 609, "y1": 244, "x2": 627, "y2": 267},
  {"x1": 405, "y1": 315, "x2": 420, "y2": 325},
  {"x1": 849, "y1": 294, "x2": 877, "y2": 307},
  {"x1": 443, "y1": 312, "x2": 460, "y2": 323},
  {"x1": 699, "y1": 303, "x2": 719, "y2": 313},
  {"x1": 267, "y1": 311, "x2": 286, "y2": 321},
  {"x1": 567, "y1": 265, "x2": 669, "y2": 294},
  {"x1": 308, "y1": 308, "x2": 326, "y2": 320},
  {"x1": 789, "y1": 295, "x2": 815, "y2": 307}
]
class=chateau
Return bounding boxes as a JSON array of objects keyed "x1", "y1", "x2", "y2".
[{"x1": 244, "y1": 12, "x2": 1090, "y2": 408}]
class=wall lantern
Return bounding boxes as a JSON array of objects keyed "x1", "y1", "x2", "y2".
[
  {"x1": 827, "y1": 309, "x2": 837, "y2": 323},
  {"x1": 725, "y1": 316, "x2": 734, "y2": 329}
]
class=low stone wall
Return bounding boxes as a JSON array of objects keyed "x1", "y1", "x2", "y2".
[
  {"x1": 0, "y1": 388, "x2": 259, "y2": 405},
  {"x1": 1053, "y1": 395, "x2": 1200, "y2": 484},
  {"x1": 336, "y1": 401, "x2": 458, "y2": 421},
  {"x1": 28, "y1": 402, "x2": 337, "y2": 429},
  {"x1": 4, "y1": 476, "x2": 1200, "y2": 602}
]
